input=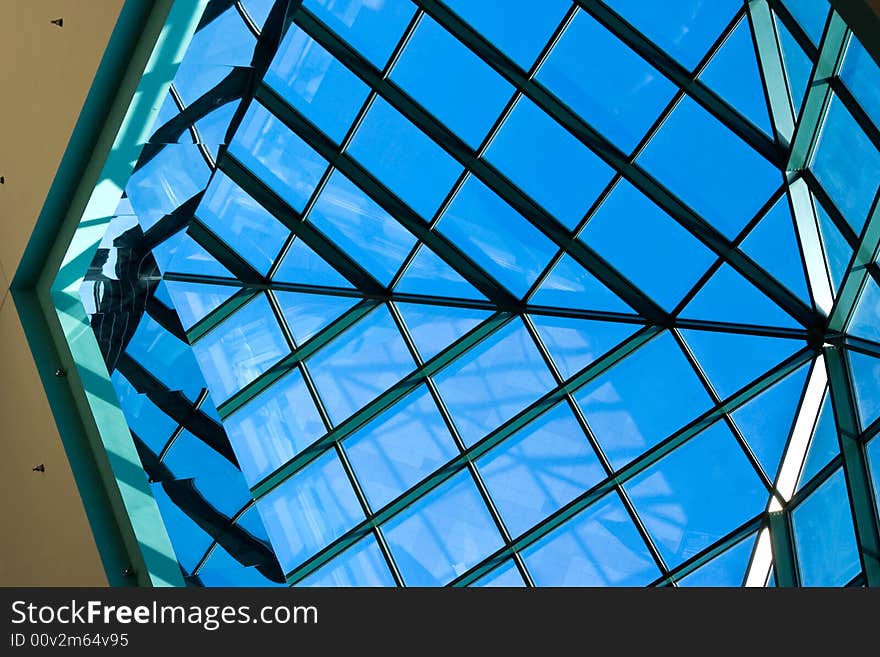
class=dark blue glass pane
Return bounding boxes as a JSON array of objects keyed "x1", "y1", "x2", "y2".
[
  {"x1": 391, "y1": 16, "x2": 513, "y2": 148},
  {"x1": 638, "y1": 97, "x2": 781, "y2": 239},
  {"x1": 304, "y1": 0, "x2": 416, "y2": 69},
  {"x1": 625, "y1": 421, "x2": 767, "y2": 567},
  {"x1": 382, "y1": 469, "x2": 504, "y2": 586},
  {"x1": 257, "y1": 449, "x2": 364, "y2": 573},
  {"x1": 299, "y1": 534, "x2": 396, "y2": 587},
  {"x1": 530, "y1": 254, "x2": 632, "y2": 312},
  {"x1": 677, "y1": 533, "x2": 756, "y2": 587},
  {"x1": 477, "y1": 402, "x2": 605, "y2": 537},
  {"x1": 470, "y1": 559, "x2": 526, "y2": 587},
  {"x1": 266, "y1": 28, "x2": 371, "y2": 143},
  {"x1": 224, "y1": 369, "x2": 327, "y2": 486},
  {"x1": 126, "y1": 314, "x2": 204, "y2": 399},
  {"x1": 190, "y1": 471, "x2": 251, "y2": 518},
  {"x1": 538, "y1": 9, "x2": 676, "y2": 151},
  {"x1": 150, "y1": 484, "x2": 214, "y2": 573},
  {"x1": 522, "y1": 492, "x2": 660, "y2": 586},
  {"x1": 347, "y1": 97, "x2": 463, "y2": 219},
  {"x1": 196, "y1": 546, "x2": 285, "y2": 587},
  {"x1": 530, "y1": 315, "x2": 638, "y2": 381},
  {"x1": 486, "y1": 97, "x2": 615, "y2": 229},
  {"x1": 434, "y1": 319, "x2": 556, "y2": 446},
  {"x1": 276, "y1": 291, "x2": 359, "y2": 345},
  {"x1": 111, "y1": 371, "x2": 177, "y2": 455},
  {"x1": 437, "y1": 176, "x2": 557, "y2": 297},
  {"x1": 444, "y1": 0, "x2": 569, "y2": 70},
  {"x1": 792, "y1": 468, "x2": 861, "y2": 586},
  {"x1": 395, "y1": 302, "x2": 491, "y2": 362},
  {"x1": 579, "y1": 180, "x2": 715, "y2": 310},
  {"x1": 781, "y1": 0, "x2": 829, "y2": 46},
  {"x1": 841, "y1": 36, "x2": 880, "y2": 129},
  {"x1": 344, "y1": 385, "x2": 459, "y2": 510}
]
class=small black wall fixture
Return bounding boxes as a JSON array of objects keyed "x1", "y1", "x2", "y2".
[{"x1": 51, "y1": 18, "x2": 64, "y2": 28}]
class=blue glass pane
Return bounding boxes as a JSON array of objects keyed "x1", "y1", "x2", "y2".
[
  {"x1": 575, "y1": 332, "x2": 713, "y2": 469},
  {"x1": 152, "y1": 230, "x2": 232, "y2": 278},
  {"x1": 486, "y1": 97, "x2": 614, "y2": 229},
  {"x1": 470, "y1": 559, "x2": 526, "y2": 587},
  {"x1": 781, "y1": 0, "x2": 829, "y2": 46},
  {"x1": 477, "y1": 402, "x2": 605, "y2": 537},
  {"x1": 273, "y1": 238, "x2": 352, "y2": 288},
  {"x1": 538, "y1": 9, "x2": 676, "y2": 151},
  {"x1": 307, "y1": 171, "x2": 416, "y2": 285},
  {"x1": 241, "y1": 0, "x2": 273, "y2": 30},
  {"x1": 434, "y1": 319, "x2": 556, "y2": 446},
  {"x1": 731, "y1": 362, "x2": 809, "y2": 481},
  {"x1": 849, "y1": 350, "x2": 880, "y2": 429},
  {"x1": 126, "y1": 314, "x2": 204, "y2": 399},
  {"x1": 304, "y1": 0, "x2": 416, "y2": 69},
  {"x1": 395, "y1": 245, "x2": 485, "y2": 300},
  {"x1": 443, "y1": 0, "x2": 570, "y2": 70},
  {"x1": 395, "y1": 302, "x2": 491, "y2": 362},
  {"x1": 197, "y1": 172, "x2": 288, "y2": 274},
  {"x1": 257, "y1": 449, "x2": 364, "y2": 573},
  {"x1": 195, "y1": 101, "x2": 238, "y2": 149},
  {"x1": 797, "y1": 392, "x2": 839, "y2": 489},
  {"x1": 842, "y1": 36, "x2": 880, "y2": 129},
  {"x1": 815, "y1": 198, "x2": 853, "y2": 291},
  {"x1": 811, "y1": 96, "x2": 880, "y2": 233},
  {"x1": 530, "y1": 315, "x2": 638, "y2": 381},
  {"x1": 382, "y1": 470, "x2": 504, "y2": 586},
  {"x1": 306, "y1": 305, "x2": 415, "y2": 424},
  {"x1": 606, "y1": 0, "x2": 740, "y2": 70},
  {"x1": 150, "y1": 484, "x2": 214, "y2": 573},
  {"x1": 265, "y1": 28, "x2": 370, "y2": 143},
  {"x1": 777, "y1": 17, "x2": 811, "y2": 113},
  {"x1": 677, "y1": 534, "x2": 756, "y2": 587},
  {"x1": 849, "y1": 277, "x2": 880, "y2": 345},
  {"x1": 523, "y1": 492, "x2": 660, "y2": 586},
  {"x1": 682, "y1": 264, "x2": 800, "y2": 329},
  {"x1": 347, "y1": 97, "x2": 463, "y2": 219},
  {"x1": 625, "y1": 421, "x2": 767, "y2": 567},
  {"x1": 275, "y1": 291, "x2": 359, "y2": 345},
  {"x1": 190, "y1": 471, "x2": 251, "y2": 518},
  {"x1": 191, "y1": 294, "x2": 290, "y2": 402},
  {"x1": 230, "y1": 102, "x2": 328, "y2": 212},
  {"x1": 680, "y1": 328, "x2": 804, "y2": 399},
  {"x1": 580, "y1": 180, "x2": 715, "y2": 310},
  {"x1": 867, "y1": 437, "x2": 880, "y2": 516},
  {"x1": 638, "y1": 97, "x2": 781, "y2": 239},
  {"x1": 344, "y1": 386, "x2": 459, "y2": 510},
  {"x1": 437, "y1": 177, "x2": 557, "y2": 297},
  {"x1": 110, "y1": 371, "x2": 177, "y2": 455},
  {"x1": 299, "y1": 534, "x2": 396, "y2": 587},
  {"x1": 530, "y1": 254, "x2": 632, "y2": 312},
  {"x1": 391, "y1": 16, "x2": 513, "y2": 148},
  {"x1": 224, "y1": 369, "x2": 326, "y2": 486},
  {"x1": 196, "y1": 546, "x2": 285, "y2": 587},
  {"x1": 164, "y1": 281, "x2": 238, "y2": 330},
  {"x1": 792, "y1": 468, "x2": 861, "y2": 586},
  {"x1": 699, "y1": 17, "x2": 773, "y2": 134}
]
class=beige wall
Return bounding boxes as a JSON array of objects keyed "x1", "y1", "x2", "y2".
[{"x1": 0, "y1": 0, "x2": 125, "y2": 587}]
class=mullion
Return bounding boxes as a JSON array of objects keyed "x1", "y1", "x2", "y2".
[
  {"x1": 156, "y1": 387, "x2": 211, "y2": 464},
  {"x1": 767, "y1": 0, "x2": 821, "y2": 61},
  {"x1": 191, "y1": 499, "x2": 259, "y2": 577}
]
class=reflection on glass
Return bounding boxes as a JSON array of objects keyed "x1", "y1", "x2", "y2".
[
  {"x1": 299, "y1": 534, "x2": 396, "y2": 586},
  {"x1": 395, "y1": 302, "x2": 491, "y2": 362},
  {"x1": 841, "y1": 36, "x2": 880, "y2": 129},
  {"x1": 470, "y1": 559, "x2": 526, "y2": 587}
]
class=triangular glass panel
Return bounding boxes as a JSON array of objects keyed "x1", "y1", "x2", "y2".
[
  {"x1": 152, "y1": 280, "x2": 175, "y2": 308},
  {"x1": 731, "y1": 361, "x2": 811, "y2": 481},
  {"x1": 152, "y1": 229, "x2": 232, "y2": 278},
  {"x1": 273, "y1": 238, "x2": 352, "y2": 288},
  {"x1": 394, "y1": 301, "x2": 492, "y2": 362},
  {"x1": 741, "y1": 197, "x2": 811, "y2": 305},
  {"x1": 797, "y1": 392, "x2": 839, "y2": 490},
  {"x1": 530, "y1": 254, "x2": 632, "y2": 313},
  {"x1": 275, "y1": 291, "x2": 360, "y2": 346},
  {"x1": 776, "y1": 15, "x2": 811, "y2": 115},
  {"x1": 699, "y1": 18, "x2": 773, "y2": 134},
  {"x1": 394, "y1": 245, "x2": 486, "y2": 300},
  {"x1": 681, "y1": 264, "x2": 799, "y2": 328},
  {"x1": 849, "y1": 349, "x2": 880, "y2": 429},
  {"x1": 164, "y1": 280, "x2": 240, "y2": 330},
  {"x1": 680, "y1": 328, "x2": 805, "y2": 399},
  {"x1": 530, "y1": 314, "x2": 639, "y2": 380},
  {"x1": 815, "y1": 200, "x2": 853, "y2": 293},
  {"x1": 678, "y1": 533, "x2": 757, "y2": 587},
  {"x1": 848, "y1": 276, "x2": 880, "y2": 345}
]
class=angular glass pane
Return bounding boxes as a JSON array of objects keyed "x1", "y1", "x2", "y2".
[
  {"x1": 299, "y1": 534, "x2": 396, "y2": 587},
  {"x1": 382, "y1": 469, "x2": 504, "y2": 586},
  {"x1": 229, "y1": 102, "x2": 328, "y2": 212},
  {"x1": 191, "y1": 293, "x2": 290, "y2": 402},
  {"x1": 781, "y1": 0, "x2": 829, "y2": 46},
  {"x1": 811, "y1": 96, "x2": 880, "y2": 233},
  {"x1": 126, "y1": 314, "x2": 204, "y2": 399},
  {"x1": 530, "y1": 315, "x2": 638, "y2": 381},
  {"x1": 797, "y1": 392, "x2": 839, "y2": 489},
  {"x1": 190, "y1": 471, "x2": 251, "y2": 518},
  {"x1": 344, "y1": 385, "x2": 459, "y2": 510},
  {"x1": 257, "y1": 449, "x2": 364, "y2": 573},
  {"x1": 848, "y1": 275, "x2": 880, "y2": 345},
  {"x1": 477, "y1": 402, "x2": 605, "y2": 537},
  {"x1": 470, "y1": 559, "x2": 526, "y2": 587},
  {"x1": 306, "y1": 171, "x2": 416, "y2": 285},
  {"x1": 265, "y1": 28, "x2": 371, "y2": 143},
  {"x1": 434, "y1": 319, "x2": 556, "y2": 446},
  {"x1": 625, "y1": 421, "x2": 767, "y2": 568},
  {"x1": 394, "y1": 245, "x2": 485, "y2": 300},
  {"x1": 110, "y1": 371, "x2": 177, "y2": 455},
  {"x1": 152, "y1": 230, "x2": 232, "y2": 279},
  {"x1": 273, "y1": 238, "x2": 352, "y2": 288},
  {"x1": 537, "y1": 9, "x2": 676, "y2": 151},
  {"x1": 606, "y1": 0, "x2": 740, "y2": 70},
  {"x1": 522, "y1": 492, "x2": 660, "y2": 586},
  {"x1": 347, "y1": 97, "x2": 463, "y2": 219},
  {"x1": 391, "y1": 15, "x2": 513, "y2": 148},
  {"x1": 815, "y1": 198, "x2": 853, "y2": 292},
  {"x1": 304, "y1": 0, "x2": 416, "y2": 69},
  {"x1": 486, "y1": 97, "x2": 614, "y2": 229},
  {"x1": 579, "y1": 180, "x2": 715, "y2": 310},
  {"x1": 792, "y1": 468, "x2": 861, "y2": 587},
  {"x1": 530, "y1": 254, "x2": 633, "y2": 312},
  {"x1": 150, "y1": 484, "x2": 214, "y2": 573},
  {"x1": 677, "y1": 533, "x2": 756, "y2": 587},
  {"x1": 841, "y1": 35, "x2": 880, "y2": 129},
  {"x1": 224, "y1": 368, "x2": 327, "y2": 486},
  {"x1": 867, "y1": 436, "x2": 880, "y2": 516},
  {"x1": 275, "y1": 291, "x2": 359, "y2": 345},
  {"x1": 197, "y1": 172, "x2": 288, "y2": 274},
  {"x1": 575, "y1": 332, "x2": 713, "y2": 469},
  {"x1": 395, "y1": 302, "x2": 491, "y2": 362},
  {"x1": 443, "y1": 0, "x2": 570, "y2": 70},
  {"x1": 638, "y1": 97, "x2": 781, "y2": 239},
  {"x1": 437, "y1": 176, "x2": 557, "y2": 297},
  {"x1": 849, "y1": 350, "x2": 880, "y2": 429},
  {"x1": 306, "y1": 305, "x2": 415, "y2": 424},
  {"x1": 777, "y1": 16, "x2": 811, "y2": 113},
  {"x1": 195, "y1": 546, "x2": 286, "y2": 588}
]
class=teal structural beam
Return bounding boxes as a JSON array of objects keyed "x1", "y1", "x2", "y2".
[{"x1": 768, "y1": 510, "x2": 799, "y2": 587}]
